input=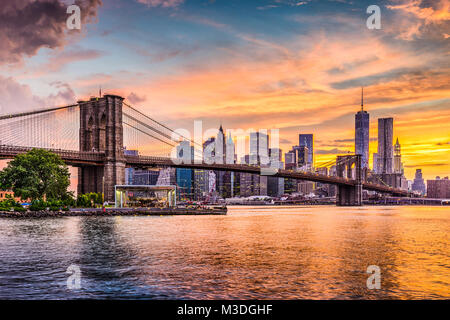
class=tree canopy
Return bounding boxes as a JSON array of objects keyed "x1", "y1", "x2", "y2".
[{"x1": 0, "y1": 149, "x2": 71, "y2": 201}]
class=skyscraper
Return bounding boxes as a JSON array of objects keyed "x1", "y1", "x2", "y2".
[
  {"x1": 268, "y1": 148, "x2": 284, "y2": 197},
  {"x1": 296, "y1": 146, "x2": 309, "y2": 171},
  {"x1": 284, "y1": 151, "x2": 296, "y2": 170},
  {"x1": 215, "y1": 126, "x2": 232, "y2": 198},
  {"x1": 249, "y1": 131, "x2": 269, "y2": 196},
  {"x1": 226, "y1": 132, "x2": 236, "y2": 197},
  {"x1": 226, "y1": 132, "x2": 235, "y2": 165},
  {"x1": 394, "y1": 138, "x2": 403, "y2": 174},
  {"x1": 250, "y1": 131, "x2": 269, "y2": 166},
  {"x1": 215, "y1": 125, "x2": 226, "y2": 164},
  {"x1": 373, "y1": 153, "x2": 378, "y2": 173},
  {"x1": 355, "y1": 88, "x2": 369, "y2": 168},
  {"x1": 412, "y1": 169, "x2": 426, "y2": 195},
  {"x1": 299, "y1": 134, "x2": 314, "y2": 168},
  {"x1": 176, "y1": 141, "x2": 194, "y2": 200},
  {"x1": 377, "y1": 117, "x2": 394, "y2": 174}
]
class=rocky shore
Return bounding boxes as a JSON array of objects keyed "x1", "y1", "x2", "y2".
[{"x1": 0, "y1": 207, "x2": 227, "y2": 218}]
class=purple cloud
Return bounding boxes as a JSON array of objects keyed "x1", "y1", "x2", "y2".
[
  {"x1": 0, "y1": 0, "x2": 102, "y2": 65},
  {"x1": 0, "y1": 76, "x2": 76, "y2": 114},
  {"x1": 127, "y1": 92, "x2": 147, "y2": 104}
]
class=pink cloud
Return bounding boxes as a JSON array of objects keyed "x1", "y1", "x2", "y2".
[
  {"x1": 0, "y1": 76, "x2": 76, "y2": 115},
  {"x1": 36, "y1": 49, "x2": 104, "y2": 74},
  {"x1": 127, "y1": 92, "x2": 147, "y2": 104},
  {"x1": 386, "y1": 0, "x2": 450, "y2": 40},
  {"x1": 387, "y1": 0, "x2": 450, "y2": 22}
]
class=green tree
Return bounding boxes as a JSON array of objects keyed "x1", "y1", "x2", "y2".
[{"x1": 0, "y1": 149, "x2": 71, "y2": 201}]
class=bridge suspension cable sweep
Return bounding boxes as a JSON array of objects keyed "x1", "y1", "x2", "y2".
[
  {"x1": 122, "y1": 102, "x2": 204, "y2": 158},
  {"x1": 0, "y1": 103, "x2": 80, "y2": 150}
]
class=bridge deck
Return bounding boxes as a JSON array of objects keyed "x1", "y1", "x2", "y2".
[{"x1": 0, "y1": 145, "x2": 409, "y2": 196}]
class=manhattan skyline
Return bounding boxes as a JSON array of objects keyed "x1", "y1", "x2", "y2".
[{"x1": 0, "y1": 0, "x2": 448, "y2": 180}]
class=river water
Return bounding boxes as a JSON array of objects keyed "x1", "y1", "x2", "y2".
[{"x1": 0, "y1": 206, "x2": 448, "y2": 299}]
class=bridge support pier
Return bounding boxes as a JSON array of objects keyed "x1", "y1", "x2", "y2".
[
  {"x1": 336, "y1": 155, "x2": 363, "y2": 206},
  {"x1": 337, "y1": 184, "x2": 362, "y2": 206},
  {"x1": 104, "y1": 161, "x2": 125, "y2": 203},
  {"x1": 77, "y1": 166, "x2": 104, "y2": 196}
]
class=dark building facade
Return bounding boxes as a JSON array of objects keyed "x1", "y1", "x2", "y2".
[
  {"x1": 427, "y1": 177, "x2": 450, "y2": 199},
  {"x1": 355, "y1": 90, "x2": 370, "y2": 168},
  {"x1": 377, "y1": 117, "x2": 394, "y2": 174},
  {"x1": 177, "y1": 168, "x2": 194, "y2": 200},
  {"x1": 284, "y1": 151, "x2": 296, "y2": 171},
  {"x1": 133, "y1": 169, "x2": 160, "y2": 186},
  {"x1": 124, "y1": 148, "x2": 139, "y2": 185},
  {"x1": 176, "y1": 141, "x2": 194, "y2": 200},
  {"x1": 299, "y1": 134, "x2": 314, "y2": 168},
  {"x1": 296, "y1": 146, "x2": 309, "y2": 169}
]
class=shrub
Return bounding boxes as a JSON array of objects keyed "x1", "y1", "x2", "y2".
[
  {"x1": 13, "y1": 206, "x2": 26, "y2": 213},
  {"x1": 29, "y1": 200, "x2": 47, "y2": 212}
]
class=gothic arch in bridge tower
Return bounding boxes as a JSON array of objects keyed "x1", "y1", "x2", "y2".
[
  {"x1": 86, "y1": 116, "x2": 94, "y2": 151},
  {"x1": 99, "y1": 112, "x2": 106, "y2": 151}
]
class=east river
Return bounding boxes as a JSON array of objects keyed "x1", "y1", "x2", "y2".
[{"x1": 0, "y1": 206, "x2": 448, "y2": 299}]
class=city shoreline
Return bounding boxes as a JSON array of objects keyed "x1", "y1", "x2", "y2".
[{"x1": 0, "y1": 207, "x2": 227, "y2": 218}]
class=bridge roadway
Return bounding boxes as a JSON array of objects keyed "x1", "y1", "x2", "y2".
[{"x1": 0, "y1": 145, "x2": 409, "y2": 197}]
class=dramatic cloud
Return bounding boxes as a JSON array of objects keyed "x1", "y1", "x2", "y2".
[
  {"x1": 0, "y1": 75, "x2": 37, "y2": 114},
  {"x1": 0, "y1": 0, "x2": 102, "y2": 65},
  {"x1": 0, "y1": 76, "x2": 75, "y2": 114},
  {"x1": 387, "y1": 0, "x2": 450, "y2": 22},
  {"x1": 386, "y1": 0, "x2": 450, "y2": 40},
  {"x1": 127, "y1": 92, "x2": 147, "y2": 104},
  {"x1": 44, "y1": 81, "x2": 77, "y2": 107}
]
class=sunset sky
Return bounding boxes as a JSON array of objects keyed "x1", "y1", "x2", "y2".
[{"x1": 0, "y1": 0, "x2": 449, "y2": 180}]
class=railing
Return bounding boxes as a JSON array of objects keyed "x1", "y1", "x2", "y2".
[
  {"x1": 125, "y1": 155, "x2": 357, "y2": 186},
  {"x1": 128, "y1": 156, "x2": 408, "y2": 194},
  {"x1": 0, "y1": 145, "x2": 105, "y2": 162}
]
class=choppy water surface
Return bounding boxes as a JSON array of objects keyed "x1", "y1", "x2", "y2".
[{"x1": 0, "y1": 206, "x2": 448, "y2": 299}]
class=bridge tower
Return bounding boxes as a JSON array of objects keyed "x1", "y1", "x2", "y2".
[
  {"x1": 78, "y1": 95, "x2": 126, "y2": 202},
  {"x1": 336, "y1": 155, "x2": 363, "y2": 206}
]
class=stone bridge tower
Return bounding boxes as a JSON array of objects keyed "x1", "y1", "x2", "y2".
[
  {"x1": 336, "y1": 155, "x2": 363, "y2": 206},
  {"x1": 78, "y1": 95, "x2": 126, "y2": 202}
]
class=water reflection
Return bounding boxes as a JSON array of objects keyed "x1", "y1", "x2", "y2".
[
  {"x1": 0, "y1": 206, "x2": 448, "y2": 299},
  {"x1": 77, "y1": 217, "x2": 158, "y2": 299}
]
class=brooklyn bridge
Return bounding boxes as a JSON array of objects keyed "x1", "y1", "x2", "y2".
[{"x1": 0, "y1": 95, "x2": 410, "y2": 206}]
